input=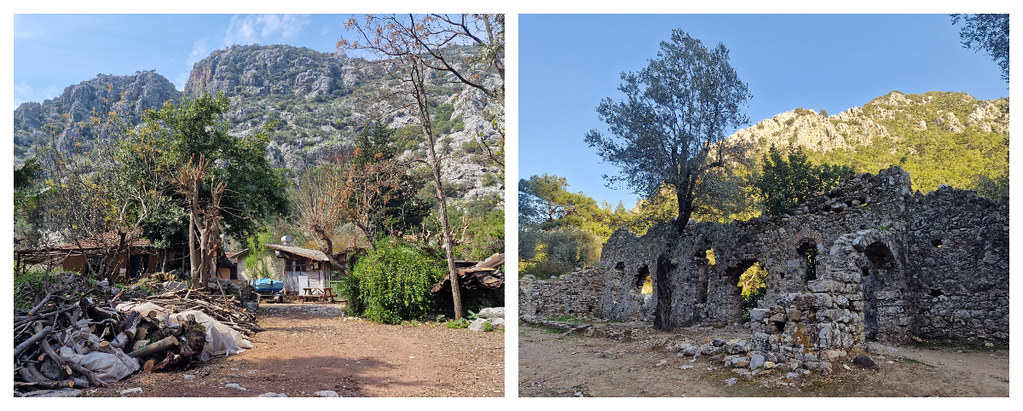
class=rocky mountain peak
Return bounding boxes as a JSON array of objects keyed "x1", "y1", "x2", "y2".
[
  {"x1": 728, "y1": 90, "x2": 1007, "y2": 155},
  {"x1": 184, "y1": 44, "x2": 345, "y2": 99}
]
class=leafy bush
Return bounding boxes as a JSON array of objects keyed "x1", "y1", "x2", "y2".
[
  {"x1": 520, "y1": 226, "x2": 602, "y2": 278},
  {"x1": 444, "y1": 318, "x2": 470, "y2": 329},
  {"x1": 343, "y1": 238, "x2": 445, "y2": 324}
]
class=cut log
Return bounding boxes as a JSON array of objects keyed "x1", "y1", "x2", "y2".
[
  {"x1": 128, "y1": 336, "x2": 178, "y2": 358},
  {"x1": 14, "y1": 325, "x2": 52, "y2": 358}
]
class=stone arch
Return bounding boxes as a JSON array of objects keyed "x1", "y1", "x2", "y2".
[
  {"x1": 693, "y1": 248, "x2": 714, "y2": 304},
  {"x1": 722, "y1": 258, "x2": 768, "y2": 323}
]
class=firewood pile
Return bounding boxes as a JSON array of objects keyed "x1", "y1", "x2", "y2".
[{"x1": 13, "y1": 272, "x2": 261, "y2": 396}]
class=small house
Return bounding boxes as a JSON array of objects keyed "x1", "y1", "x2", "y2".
[
  {"x1": 15, "y1": 231, "x2": 173, "y2": 281},
  {"x1": 265, "y1": 242, "x2": 331, "y2": 296},
  {"x1": 216, "y1": 249, "x2": 248, "y2": 281}
]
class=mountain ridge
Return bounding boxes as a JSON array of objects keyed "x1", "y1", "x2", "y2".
[{"x1": 14, "y1": 43, "x2": 505, "y2": 202}]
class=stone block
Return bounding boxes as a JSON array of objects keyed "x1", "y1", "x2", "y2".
[
  {"x1": 750, "y1": 308, "x2": 769, "y2": 322},
  {"x1": 749, "y1": 354, "x2": 766, "y2": 370}
]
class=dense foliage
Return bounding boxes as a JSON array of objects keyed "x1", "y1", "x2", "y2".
[
  {"x1": 756, "y1": 146, "x2": 855, "y2": 217},
  {"x1": 342, "y1": 239, "x2": 446, "y2": 324},
  {"x1": 120, "y1": 92, "x2": 291, "y2": 253}
]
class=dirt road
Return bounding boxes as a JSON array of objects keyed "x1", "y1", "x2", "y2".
[
  {"x1": 519, "y1": 323, "x2": 1008, "y2": 397},
  {"x1": 87, "y1": 303, "x2": 504, "y2": 397}
]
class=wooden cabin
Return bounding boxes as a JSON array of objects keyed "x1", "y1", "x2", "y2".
[
  {"x1": 15, "y1": 232, "x2": 171, "y2": 281},
  {"x1": 265, "y1": 243, "x2": 331, "y2": 296}
]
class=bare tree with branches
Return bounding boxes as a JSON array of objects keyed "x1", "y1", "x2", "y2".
[
  {"x1": 174, "y1": 156, "x2": 226, "y2": 288},
  {"x1": 338, "y1": 14, "x2": 504, "y2": 320}
]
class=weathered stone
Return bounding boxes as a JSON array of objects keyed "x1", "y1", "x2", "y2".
[
  {"x1": 750, "y1": 309, "x2": 769, "y2": 322},
  {"x1": 749, "y1": 354, "x2": 766, "y2": 370},
  {"x1": 119, "y1": 387, "x2": 143, "y2": 396},
  {"x1": 681, "y1": 344, "x2": 699, "y2": 357},
  {"x1": 727, "y1": 340, "x2": 750, "y2": 355},
  {"x1": 786, "y1": 309, "x2": 802, "y2": 322},
  {"x1": 700, "y1": 344, "x2": 722, "y2": 356},
  {"x1": 852, "y1": 355, "x2": 876, "y2": 368},
  {"x1": 712, "y1": 338, "x2": 727, "y2": 347}
]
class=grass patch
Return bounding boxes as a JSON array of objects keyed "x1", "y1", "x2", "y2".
[
  {"x1": 899, "y1": 357, "x2": 935, "y2": 367},
  {"x1": 548, "y1": 314, "x2": 583, "y2": 322},
  {"x1": 444, "y1": 319, "x2": 470, "y2": 329}
]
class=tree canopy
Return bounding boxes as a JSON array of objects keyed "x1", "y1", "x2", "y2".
[
  {"x1": 585, "y1": 28, "x2": 751, "y2": 232},
  {"x1": 755, "y1": 146, "x2": 855, "y2": 217},
  {"x1": 130, "y1": 93, "x2": 291, "y2": 246},
  {"x1": 951, "y1": 14, "x2": 1009, "y2": 82}
]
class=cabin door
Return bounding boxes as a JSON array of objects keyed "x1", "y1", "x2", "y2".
[{"x1": 298, "y1": 276, "x2": 310, "y2": 295}]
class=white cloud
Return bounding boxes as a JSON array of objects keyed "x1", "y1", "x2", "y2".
[
  {"x1": 14, "y1": 81, "x2": 62, "y2": 107},
  {"x1": 223, "y1": 14, "x2": 309, "y2": 47},
  {"x1": 170, "y1": 37, "x2": 212, "y2": 91},
  {"x1": 188, "y1": 37, "x2": 211, "y2": 66}
]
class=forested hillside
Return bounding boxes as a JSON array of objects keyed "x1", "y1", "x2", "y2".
[{"x1": 733, "y1": 91, "x2": 1008, "y2": 196}]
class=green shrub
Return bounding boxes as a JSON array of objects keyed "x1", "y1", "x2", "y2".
[{"x1": 345, "y1": 238, "x2": 445, "y2": 324}]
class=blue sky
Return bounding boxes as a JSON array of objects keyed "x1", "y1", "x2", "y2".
[
  {"x1": 519, "y1": 14, "x2": 1010, "y2": 208},
  {"x1": 13, "y1": 14, "x2": 357, "y2": 106}
]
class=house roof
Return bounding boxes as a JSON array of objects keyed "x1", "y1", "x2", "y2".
[
  {"x1": 462, "y1": 253, "x2": 505, "y2": 273},
  {"x1": 266, "y1": 244, "x2": 329, "y2": 261},
  {"x1": 16, "y1": 231, "x2": 152, "y2": 256},
  {"x1": 226, "y1": 249, "x2": 249, "y2": 263}
]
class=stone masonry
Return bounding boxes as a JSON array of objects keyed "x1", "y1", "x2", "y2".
[{"x1": 522, "y1": 166, "x2": 1009, "y2": 371}]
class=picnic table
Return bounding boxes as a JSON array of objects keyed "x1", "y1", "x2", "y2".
[{"x1": 298, "y1": 287, "x2": 338, "y2": 303}]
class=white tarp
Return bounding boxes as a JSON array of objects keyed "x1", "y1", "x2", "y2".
[
  {"x1": 116, "y1": 301, "x2": 252, "y2": 362},
  {"x1": 58, "y1": 319, "x2": 140, "y2": 383}
]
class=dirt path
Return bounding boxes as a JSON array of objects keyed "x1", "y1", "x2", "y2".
[
  {"x1": 86, "y1": 303, "x2": 504, "y2": 397},
  {"x1": 519, "y1": 323, "x2": 1008, "y2": 397}
]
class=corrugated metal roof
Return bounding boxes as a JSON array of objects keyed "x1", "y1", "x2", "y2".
[{"x1": 265, "y1": 243, "x2": 329, "y2": 261}]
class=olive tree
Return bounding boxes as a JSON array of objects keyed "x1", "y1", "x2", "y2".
[{"x1": 585, "y1": 29, "x2": 751, "y2": 330}]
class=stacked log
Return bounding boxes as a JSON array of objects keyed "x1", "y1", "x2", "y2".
[{"x1": 13, "y1": 273, "x2": 260, "y2": 396}]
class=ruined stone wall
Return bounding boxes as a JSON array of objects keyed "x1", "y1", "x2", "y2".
[
  {"x1": 518, "y1": 269, "x2": 605, "y2": 318},
  {"x1": 592, "y1": 166, "x2": 1009, "y2": 358},
  {"x1": 906, "y1": 187, "x2": 1010, "y2": 343}
]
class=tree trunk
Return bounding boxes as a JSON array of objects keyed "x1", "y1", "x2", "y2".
[
  {"x1": 653, "y1": 185, "x2": 696, "y2": 331},
  {"x1": 188, "y1": 208, "x2": 199, "y2": 285},
  {"x1": 408, "y1": 58, "x2": 462, "y2": 321},
  {"x1": 433, "y1": 169, "x2": 462, "y2": 320}
]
